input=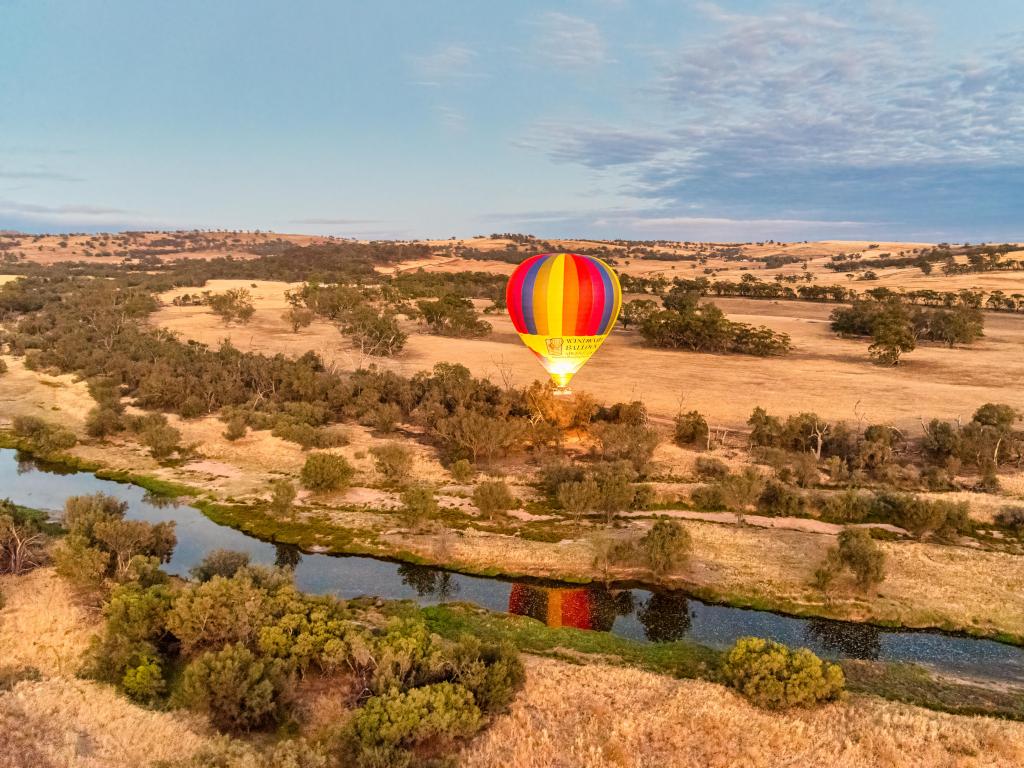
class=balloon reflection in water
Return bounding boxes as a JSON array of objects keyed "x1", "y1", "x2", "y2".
[{"x1": 508, "y1": 584, "x2": 633, "y2": 632}]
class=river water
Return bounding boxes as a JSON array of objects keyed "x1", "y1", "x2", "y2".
[{"x1": 3, "y1": 447, "x2": 1022, "y2": 683}]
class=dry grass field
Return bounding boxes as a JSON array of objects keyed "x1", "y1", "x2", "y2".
[
  {"x1": 153, "y1": 279, "x2": 1024, "y2": 431},
  {"x1": 0, "y1": 569, "x2": 213, "y2": 767},
  {"x1": 463, "y1": 656, "x2": 1024, "y2": 768}
]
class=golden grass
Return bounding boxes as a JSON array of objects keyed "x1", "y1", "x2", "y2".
[
  {"x1": 0, "y1": 567, "x2": 213, "y2": 767},
  {"x1": 462, "y1": 656, "x2": 1024, "y2": 768},
  {"x1": 0, "y1": 678, "x2": 212, "y2": 768},
  {"x1": 0, "y1": 569, "x2": 98, "y2": 677},
  {"x1": 0, "y1": 355, "x2": 94, "y2": 433}
]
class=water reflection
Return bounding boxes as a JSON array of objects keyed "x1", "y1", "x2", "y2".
[
  {"x1": 143, "y1": 491, "x2": 181, "y2": 509},
  {"x1": 274, "y1": 543, "x2": 303, "y2": 571},
  {"x1": 398, "y1": 563, "x2": 461, "y2": 601},
  {"x1": 508, "y1": 584, "x2": 633, "y2": 631},
  {"x1": 638, "y1": 593, "x2": 692, "y2": 643},
  {"x1": 805, "y1": 618, "x2": 882, "y2": 660}
]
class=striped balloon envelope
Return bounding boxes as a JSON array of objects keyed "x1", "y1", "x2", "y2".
[{"x1": 506, "y1": 252, "x2": 622, "y2": 393}]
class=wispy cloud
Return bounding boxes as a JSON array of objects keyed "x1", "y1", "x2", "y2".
[
  {"x1": 291, "y1": 217, "x2": 384, "y2": 226},
  {"x1": 0, "y1": 199, "x2": 160, "y2": 229},
  {"x1": 529, "y1": 12, "x2": 608, "y2": 70},
  {"x1": 481, "y1": 205, "x2": 870, "y2": 240},
  {"x1": 519, "y1": 4, "x2": 1024, "y2": 238},
  {"x1": 434, "y1": 105, "x2": 467, "y2": 133},
  {"x1": 0, "y1": 168, "x2": 84, "y2": 182},
  {"x1": 409, "y1": 43, "x2": 482, "y2": 86}
]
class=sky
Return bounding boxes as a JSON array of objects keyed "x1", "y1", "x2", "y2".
[{"x1": 1, "y1": 0, "x2": 1022, "y2": 241}]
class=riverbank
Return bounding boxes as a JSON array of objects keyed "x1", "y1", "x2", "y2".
[{"x1": 4, "y1": 435, "x2": 1024, "y2": 649}]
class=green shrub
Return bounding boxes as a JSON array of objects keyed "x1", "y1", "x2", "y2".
[
  {"x1": 300, "y1": 453, "x2": 354, "y2": 492},
  {"x1": 995, "y1": 507, "x2": 1024, "y2": 535},
  {"x1": 818, "y1": 490, "x2": 873, "y2": 523},
  {"x1": 472, "y1": 480, "x2": 515, "y2": 520},
  {"x1": 82, "y1": 583, "x2": 174, "y2": 687},
  {"x1": 694, "y1": 456, "x2": 729, "y2": 480},
  {"x1": 872, "y1": 493, "x2": 968, "y2": 539},
  {"x1": 176, "y1": 643, "x2": 293, "y2": 733},
  {"x1": 399, "y1": 485, "x2": 437, "y2": 528},
  {"x1": 350, "y1": 682, "x2": 483, "y2": 753},
  {"x1": 86, "y1": 405, "x2": 125, "y2": 439},
  {"x1": 371, "y1": 442, "x2": 414, "y2": 486},
  {"x1": 556, "y1": 477, "x2": 599, "y2": 520},
  {"x1": 122, "y1": 654, "x2": 166, "y2": 703},
  {"x1": 720, "y1": 637, "x2": 844, "y2": 709},
  {"x1": 167, "y1": 573, "x2": 270, "y2": 655},
  {"x1": 673, "y1": 410, "x2": 709, "y2": 448},
  {"x1": 140, "y1": 421, "x2": 182, "y2": 461},
  {"x1": 639, "y1": 519, "x2": 691, "y2": 577},
  {"x1": 190, "y1": 550, "x2": 251, "y2": 582},
  {"x1": 12, "y1": 414, "x2": 77, "y2": 455},
  {"x1": 590, "y1": 421, "x2": 660, "y2": 474},
  {"x1": 223, "y1": 416, "x2": 247, "y2": 441},
  {"x1": 691, "y1": 484, "x2": 726, "y2": 511},
  {"x1": 272, "y1": 420, "x2": 348, "y2": 450},
  {"x1": 757, "y1": 480, "x2": 806, "y2": 516},
  {"x1": 368, "y1": 402, "x2": 403, "y2": 433},
  {"x1": 446, "y1": 635, "x2": 524, "y2": 715},
  {"x1": 449, "y1": 458, "x2": 474, "y2": 483}
]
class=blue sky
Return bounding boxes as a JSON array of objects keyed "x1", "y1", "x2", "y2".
[{"x1": 1, "y1": 0, "x2": 1022, "y2": 241}]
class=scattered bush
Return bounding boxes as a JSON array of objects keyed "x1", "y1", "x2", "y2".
[
  {"x1": 673, "y1": 410, "x2": 709, "y2": 448},
  {"x1": 223, "y1": 416, "x2": 247, "y2": 441},
  {"x1": 449, "y1": 458, "x2": 474, "y2": 483},
  {"x1": 349, "y1": 682, "x2": 483, "y2": 757},
  {"x1": 371, "y1": 442, "x2": 414, "y2": 486},
  {"x1": 399, "y1": 485, "x2": 437, "y2": 528},
  {"x1": 208, "y1": 289, "x2": 256, "y2": 325},
  {"x1": 11, "y1": 415, "x2": 76, "y2": 455},
  {"x1": 814, "y1": 528, "x2": 886, "y2": 590},
  {"x1": 995, "y1": 507, "x2": 1024, "y2": 536},
  {"x1": 300, "y1": 453, "x2": 354, "y2": 492},
  {"x1": 639, "y1": 519, "x2": 691, "y2": 577},
  {"x1": 556, "y1": 477, "x2": 599, "y2": 521},
  {"x1": 176, "y1": 643, "x2": 293, "y2": 733},
  {"x1": 720, "y1": 637, "x2": 844, "y2": 709},
  {"x1": 472, "y1": 480, "x2": 515, "y2": 520},
  {"x1": 190, "y1": 549, "x2": 252, "y2": 582},
  {"x1": 694, "y1": 456, "x2": 729, "y2": 480},
  {"x1": 757, "y1": 480, "x2": 806, "y2": 517},
  {"x1": 54, "y1": 493, "x2": 175, "y2": 596},
  {"x1": 282, "y1": 305, "x2": 315, "y2": 333},
  {"x1": 86, "y1": 405, "x2": 125, "y2": 439}
]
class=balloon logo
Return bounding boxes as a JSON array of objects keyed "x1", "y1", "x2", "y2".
[{"x1": 506, "y1": 253, "x2": 622, "y2": 393}]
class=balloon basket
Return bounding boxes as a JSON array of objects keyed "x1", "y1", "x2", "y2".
[{"x1": 552, "y1": 387, "x2": 573, "y2": 398}]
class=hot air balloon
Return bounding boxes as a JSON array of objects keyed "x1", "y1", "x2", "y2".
[{"x1": 506, "y1": 253, "x2": 622, "y2": 394}]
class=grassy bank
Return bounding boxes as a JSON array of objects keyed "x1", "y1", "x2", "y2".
[{"x1": 420, "y1": 603, "x2": 1024, "y2": 721}]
